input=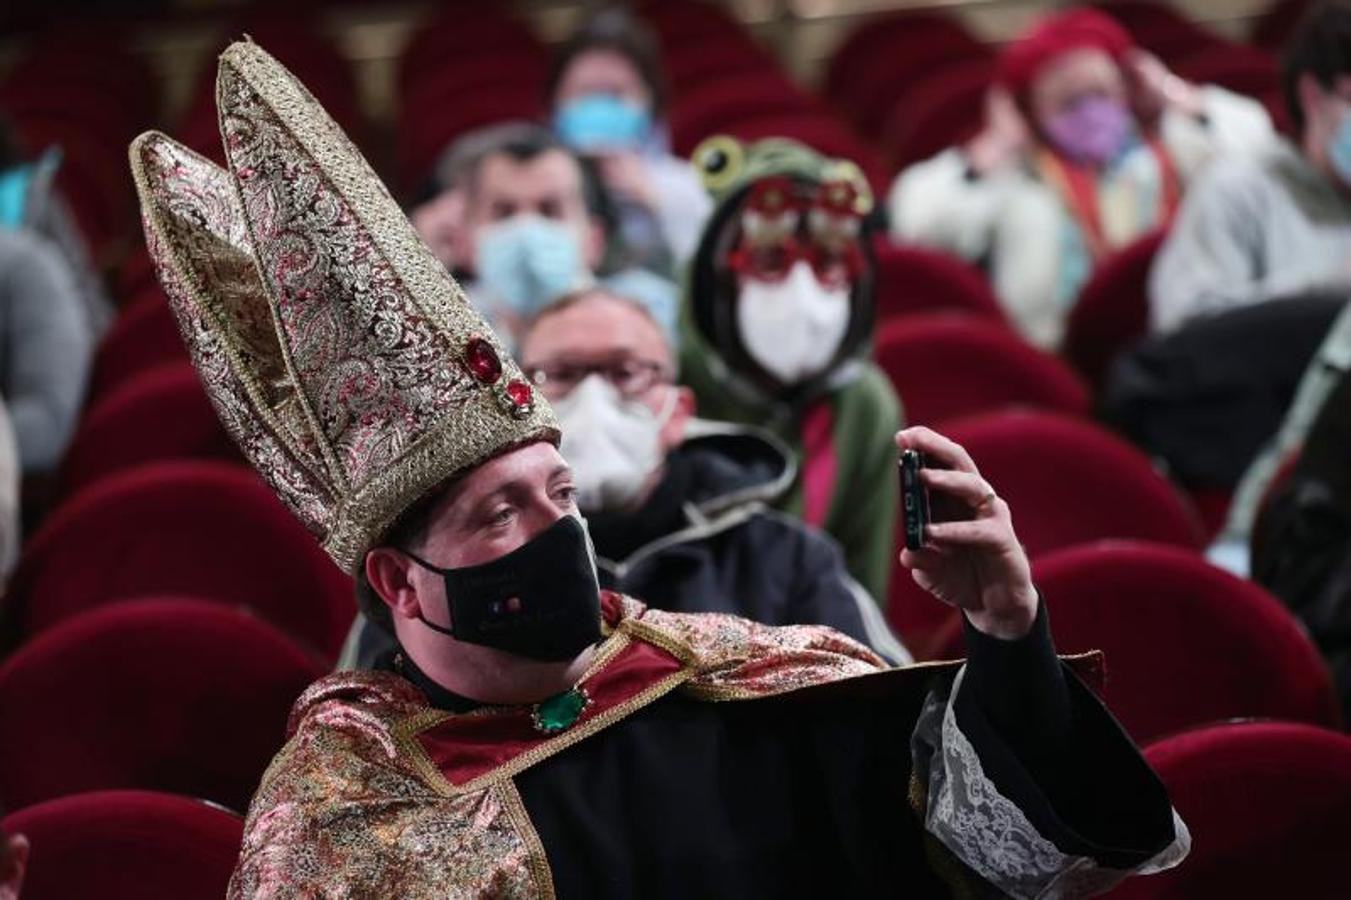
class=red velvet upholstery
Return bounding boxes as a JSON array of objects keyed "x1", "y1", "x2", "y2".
[
  {"x1": 399, "y1": 10, "x2": 544, "y2": 96},
  {"x1": 1, "y1": 790, "x2": 243, "y2": 900},
  {"x1": 931, "y1": 542, "x2": 1339, "y2": 742},
  {"x1": 669, "y1": 72, "x2": 819, "y2": 152},
  {"x1": 825, "y1": 11, "x2": 982, "y2": 104},
  {"x1": 1063, "y1": 227, "x2": 1167, "y2": 389},
  {"x1": 10, "y1": 461, "x2": 355, "y2": 661},
  {"x1": 889, "y1": 411, "x2": 1200, "y2": 656},
  {"x1": 881, "y1": 58, "x2": 992, "y2": 169},
  {"x1": 874, "y1": 315, "x2": 1090, "y2": 425},
  {"x1": 844, "y1": 31, "x2": 990, "y2": 137},
  {"x1": 58, "y1": 363, "x2": 240, "y2": 496},
  {"x1": 89, "y1": 292, "x2": 189, "y2": 401},
  {"x1": 939, "y1": 411, "x2": 1204, "y2": 556},
  {"x1": 0, "y1": 600, "x2": 325, "y2": 812},
  {"x1": 872, "y1": 240, "x2": 1006, "y2": 323},
  {"x1": 1250, "y1": 0, "x2": 1313, "y2": 51},
  {"x1": 1111, "y1": 722, "x2": 1351, "y2": 898}
]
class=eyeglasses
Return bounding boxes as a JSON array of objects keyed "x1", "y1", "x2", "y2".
[{"x1": 527, "y1": 357, "x2": 672, "y2": 399}]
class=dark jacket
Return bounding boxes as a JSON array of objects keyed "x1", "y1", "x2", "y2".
[
  {"x1": 341, "y1": 421, "x2": 908, "y2": 669},
  {"x1": 1253, "y1": 365, "x2": 1351, "y2": 716}
]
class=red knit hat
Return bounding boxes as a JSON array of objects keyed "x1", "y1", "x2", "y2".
[{"x1": 997, "y1": 9, "x2": 1134, "y2": 98}]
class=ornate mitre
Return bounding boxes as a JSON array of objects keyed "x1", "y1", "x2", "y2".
[{"x1": 128, "y1": 41, "x2": 559, "y2": 574}]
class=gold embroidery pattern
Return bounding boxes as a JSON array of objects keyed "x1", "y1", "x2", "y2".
[
  {"x1": 130, "y1": 42, "x2": 560, "y2": 575},
  {"x1": 230, "y1": 598, "x2": 902, "y2": 894}
]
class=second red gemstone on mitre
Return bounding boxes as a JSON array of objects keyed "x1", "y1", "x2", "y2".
[
  {"x1": 464, "y1": 338, "x2": 502, "y2": 384},
  {"x1": 505, "y1": 379, "x2": 533, "y2": 408}
]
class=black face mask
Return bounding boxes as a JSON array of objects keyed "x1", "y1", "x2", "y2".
[{"x1": 402, "y1": 515, "x2": 603, "y2": 662}]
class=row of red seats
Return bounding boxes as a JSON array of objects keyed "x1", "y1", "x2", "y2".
[
  {"x1": 824, "y1": 0, "x2": 1293, "y2": 171},
  {"x1": 7, "y1": 718, "x2": 1349, "y2": 899}
]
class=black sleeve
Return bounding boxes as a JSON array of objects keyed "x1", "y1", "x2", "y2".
[{"x1": 953, "y1": 598, "x2": 1178, "y2": 868}]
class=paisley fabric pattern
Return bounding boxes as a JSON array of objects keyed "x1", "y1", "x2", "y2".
[
  {"x1": 227, "y1": 597, "x2": 895, "y2": 898},
  {"x1": 129, "y1": 41, "x2": 559, "y2": 574}
]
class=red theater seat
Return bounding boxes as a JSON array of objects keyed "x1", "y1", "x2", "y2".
[
  {"x1": 0, "y1": 600, "x2": 324, "y2": 813},
  {"x1": 58, "y1": 363, "x2": 240, "y2": 496},
  {"x1": 874, "y1": 315, "x2": 1090, "y2": 425},
  {"x1": 1111, "y1": 722, "x2": 1351, "y2": 899},
  {"x1": 931, "y1": 542, "x2": 1340, "y2": 742},
  {"x1": 10, "y1": 461, "x2": 355, "y2": 661},
  {"x1": 881, "y1": 58, "x2": 992, "y2": 169},
  {"x1": 1062, "y1": 227, "x2": 1168, "y2": 389},
  {"x1": 873, "y1": 241, "x2": 1006, "y2": 322},
  {"x1": 1, "y1": 790, "x2": 243, "y2": 900},
  {"x1": 89, "y1": 293, "x2": 189, "y2": 400},
  {"x1": 669, "y1": 73, "x2": 818, "y2": 152},
  {"x1": 889, "y1": 411, "x2": 1201, "y2": 656},
  {"x1": 825, "y1": 11, "x2": 983, "y2": 104},
  {"x1": 940, "y1": 410, "x2": 1204, "y2": 556}
]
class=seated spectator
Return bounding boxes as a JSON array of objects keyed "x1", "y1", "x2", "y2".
[
  {"x1": 1251, "y1": 354, "x2": 1351, "y2": 717},
  {"x1": 890, "y1": 8, "x2": 1274, "y2": 348},
  {"x1": 681, "y1": 136, "x2": 902, "y2": 606},
  {"x1": 0, "y1": 118, "x2": 113, "y2": 337},
  {"x1": 414, "y1": 122, "x2": 677, "y2": 350},
  {"x1": 0, "y1": 816, "x2": 27, "y2": 900},
  {"x1": 548, "y1": 8, "x2": 712, "y2": 273},
  {"x1": 1150, "y1": 1, "x2": 1351, "y2": 334},
  {"x1": 0, "y1": 229, "x2": 91, "y2": 479},
  {"x1": 342, "y1": 288, "x2": 908, "y2": 668},
  {"x1": 1211, "y1": 295, "x2": 1351, "y2": 576},
  {"x1": 1100, "y1": 291, "x2": 1346, "y2": 492}
]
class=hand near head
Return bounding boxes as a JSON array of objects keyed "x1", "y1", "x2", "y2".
[
  {"x1": 896, "y1": 427, "x2": 1038, "y2": 640},
  {"x1": 966, "y1": 86, "x2": 1031, "y2": 175},
  {"x1": 1125, "y1": 49, "x2": 1203, "y2": 122},
  {"x1": 0, "y1": 830, "x2": 28, "y2": 900},
  {"x1": 595, "y1": 151, "x2": 657, "y2": 210}
]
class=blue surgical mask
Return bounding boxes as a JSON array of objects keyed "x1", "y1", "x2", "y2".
[
  {"x1": 1329, "y1": 106, "x2": 1351, "y2": 187},
  {"x1": 554, "y1": 94, "x2": 652, "y2": 153},
  {"x1": 0, "y1": 165, "x2": 34, "y2": 229},
  {"x1": 475, "y1": 214, "x2": 589, "y2": 317}
]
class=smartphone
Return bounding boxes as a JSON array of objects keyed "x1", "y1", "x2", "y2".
[{"x1": 899, "y1": 449, "x2": 929, "y2": 551}]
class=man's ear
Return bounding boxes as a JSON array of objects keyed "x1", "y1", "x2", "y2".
[
  {"x1": 659, "y1": 385, "x2": 696, "y2": 452},
  {"x1": 0, "y1": 832, "x2": 29, "y2": 900},
  {"x1": 365, "y1": 548, "x2": 424, "y2": 620}
]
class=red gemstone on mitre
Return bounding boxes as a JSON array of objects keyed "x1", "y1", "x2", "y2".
[
  {"x1": 505, "y1": 379, "x2": 533, "y2": 409},
  {"x1": 464, "y1": 337, "x2": 502, "y2": 384}
]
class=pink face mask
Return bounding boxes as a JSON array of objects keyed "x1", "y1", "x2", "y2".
[{"x1": 1042, "y1": 96, "x2": 1135, "y2": 167}]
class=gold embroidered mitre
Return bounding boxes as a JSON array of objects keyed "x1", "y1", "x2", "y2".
[{"x1": 128, "y1": 41, "x2": 559, "y2": 574}]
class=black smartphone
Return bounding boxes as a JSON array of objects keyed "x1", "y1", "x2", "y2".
[{"x1": 899, "y1": 449, "x2": 929, "y2": 551}]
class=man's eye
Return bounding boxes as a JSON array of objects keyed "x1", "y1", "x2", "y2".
[
  {"x1": 557, "y1": 485, "x2": 579, "y2": 505},
  {"x1": 487, "y1": 507, "x2": 515, "y2": 527}
]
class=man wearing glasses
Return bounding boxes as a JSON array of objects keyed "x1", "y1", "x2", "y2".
[{"x1": 342, "y1": 287, "x2": 907, "y2": 669}]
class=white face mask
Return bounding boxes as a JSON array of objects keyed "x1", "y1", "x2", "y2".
[
  {"x1": 555, "y1": 375, "x2": 677, "y2": 512},
  {"x1": 735, "y1": 260, "x2": 851, "y2": 386}
]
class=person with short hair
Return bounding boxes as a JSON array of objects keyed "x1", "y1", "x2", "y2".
[
  {"x1": 343, "y1": 287, "x2": 908, "y2": 668},
  {"x1": 1149, "y1": 0, "x2": 1351, "y2": 334},
  {"x1": 890, "y1": 8, "x2": 1274, "y2": 348},
  {"x1": 548, "y1": 8, "x2": 712, "y2": 271},
  {"x1": 135, "y1": 42, "x2": 1187, "y2": 899},
  {"x1": 415, "y1": 121, "x2": 677, "y2": 350}
]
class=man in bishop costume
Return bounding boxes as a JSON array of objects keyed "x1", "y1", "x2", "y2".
[{"x1": 130, "y1": 41, "x2": 1188, "y2": 899}]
